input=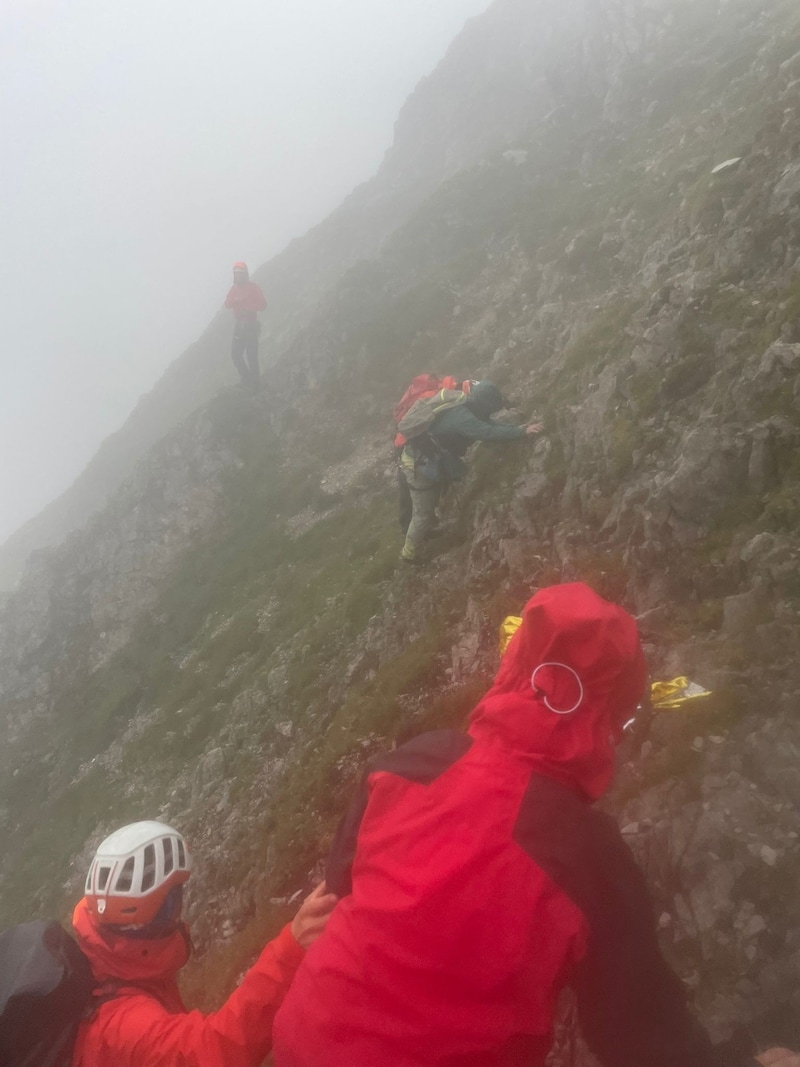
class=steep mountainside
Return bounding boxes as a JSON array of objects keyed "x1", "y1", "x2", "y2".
[
  {"x1": 0, "y1": 0, "x2": 630, "y2": 591},
  {"x1": 2, "y1": 0, "x2": 800, "y2": 1050}
]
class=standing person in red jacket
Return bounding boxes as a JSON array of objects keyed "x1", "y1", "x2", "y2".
[
  {"x1": 71, "y1": 820, "x2": 336, "y2": 1067},
  {"x1": 224, "y1": 261, "x2": 266, "y2": 390},
  {"x1": 272, "y1": 583, "x2": 794, "y2": 1067}
]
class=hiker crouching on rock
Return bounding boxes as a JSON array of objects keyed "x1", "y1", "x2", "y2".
[
  {"x1": 272, "y1": 582, "x2": 799, "y2": 1067},
  {"x1": 71, "y1": 821, "x2": 336, "y2": 1067},
  {"x1": 398, "y1": 379, "x2": 542, "y2": 564}
]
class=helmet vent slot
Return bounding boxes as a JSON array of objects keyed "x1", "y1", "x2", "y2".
[
  {"x1": 97, "y1": 866, "x2": 111, "y2": 892},
  {"x1": 114, "y1": 856, "x2": 135, "y2": 893},
  {"x1": 141, "y1": 843, "x2": 157, "y2": 892},
  {"x1": 163, "y1": 837, "x2": 174, "y2": 874}
]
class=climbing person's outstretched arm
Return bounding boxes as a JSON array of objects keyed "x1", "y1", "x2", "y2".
[
  {"x1": 450, "y1": 407, "x2": 527, "y2": 441},
  {"x1": 432, "y1": 404, "x2": 538, "y2": 443},
  {"x1": 73, "y1": 884, "x2": 337, "y2": 1067}
]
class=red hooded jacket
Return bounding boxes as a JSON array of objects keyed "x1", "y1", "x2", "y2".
[
  {"x1": 272, "y1": 583, "x2": 722, "y2": 1067},
  {"x1": 71, "y1": 898, "x2": 304, "y2": 1067},
  {"x1": 225, "y1": 281, "x2": 266, "y2": 320}
]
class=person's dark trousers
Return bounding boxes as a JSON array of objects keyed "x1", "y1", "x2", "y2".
[
  {"x1": 398, "y1": 470, "x2": 413, "y2": 533},
  {"x1": 231, "y1": 320, "x2": 261, "y2": 389},
  {"x1": 395, "y1": 449, "x2": 413, "y2": 533}
]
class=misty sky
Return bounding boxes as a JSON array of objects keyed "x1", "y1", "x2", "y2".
[{"x1": 0, "y1": 0, "x2": 490, "y2": 546}]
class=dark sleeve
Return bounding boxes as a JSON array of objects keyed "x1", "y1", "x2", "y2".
[
  {"x1": 442, "y1": 406, "x2": 527, "y2": 442},
  {"x1": 326, "y1": 776, "x2": 368, "y2": 897},
  {"x1": 571, "y1": 827, "x2": 719, "y2": 1067},
  {"x1": 326, "y1": 731, "x2": 473, "y2": 897},
  {"x1": 514, "y1": 777, "x2": 723, "y2": 1067}
]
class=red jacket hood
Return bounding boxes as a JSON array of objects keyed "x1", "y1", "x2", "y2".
[
  {"x1": 72, "y1": 897, "x2": 190, "y2": 1006},
  {"x1": 468, "y1": 582, "x2": 647, "y2": 801}
]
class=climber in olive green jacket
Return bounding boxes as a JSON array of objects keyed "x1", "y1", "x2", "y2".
[{"x1": 399, "y1": 380, "x2": 542, "y2": 563}]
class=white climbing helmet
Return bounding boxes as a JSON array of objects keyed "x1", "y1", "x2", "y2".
[{"x1": 84, "y1": 820, "x2": 192, "y2": 926}]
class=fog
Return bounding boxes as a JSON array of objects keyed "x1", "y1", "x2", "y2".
[{"x1": 0, "y1": 0, "x2": 490, "y2": 546}]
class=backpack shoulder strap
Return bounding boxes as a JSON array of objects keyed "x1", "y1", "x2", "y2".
[
  {"x1": 398, "y1": 389, "x2": 468, "y2": 438},
  {"x1": 430, "y1": 388, "x2": 468, "y2": 417}
]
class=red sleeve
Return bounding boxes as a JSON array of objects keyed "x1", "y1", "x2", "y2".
[
  {"x1": 248, "y1": 283, "x2": 266, "y2": 311},
  {"x1": 74, "y1": 924, "x2": 304, "y2": 1067},
  {"x1": 224, "y1": 286, "x2": 238, "y2": 310}
]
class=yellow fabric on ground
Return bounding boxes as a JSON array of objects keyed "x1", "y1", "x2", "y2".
[
  {"x1": 650, "y1": 676, "x2": 712, "y2": 710},
  {"x1": 499, "y1": 616, "x2": 523, "y2": 654}
]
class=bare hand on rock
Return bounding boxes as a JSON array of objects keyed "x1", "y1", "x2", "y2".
[{"x1": 525, "y1": 423, "x2": 544, "y2": 435}]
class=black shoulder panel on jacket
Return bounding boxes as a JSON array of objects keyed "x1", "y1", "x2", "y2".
[
  {"x1": 326, "y1": 731, "x2": 472, "y2": 897},
  {"x1": 512, "y1": 773, "x2": 633, "y2": 918},
  {"x1": 513, "y1": 774, "x2": 719, "y2": 1067},
  {"x1": 369, "y1": 730, "x2": 473, "y2": 785}
]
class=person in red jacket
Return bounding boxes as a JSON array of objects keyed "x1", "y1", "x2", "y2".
[
  {"x1": 272, "y1": 583, "x2": 793, "y2": 1067},
  {"x1": 224, "y1": 261, "x2": 267, "y2": 390},
  {"x1": 71, "y1": 820, "x2": 336, "y2": 1067}
]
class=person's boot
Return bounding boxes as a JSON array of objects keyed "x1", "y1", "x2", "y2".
[{"x1": 400, "y1": 544, "x2": 424, "y2": 566}]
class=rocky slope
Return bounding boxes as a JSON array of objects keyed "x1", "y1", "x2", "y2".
[
  {"x1": 0, "y1": 0, "x2": 640, "y2": 590},
  {"x1": 0, "y1": 0, "x2": 744, "y2": 591},
  {"x1": 2, "y1": 0, "x2": 800, "y2": 1052}
]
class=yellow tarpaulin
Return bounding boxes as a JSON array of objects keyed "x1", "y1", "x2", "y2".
[
  {"x1": 498, "y1": 616, "x2": 523, "y2": 654},
  {"x1": 650, "y1": 676, "x2": 712, "y2": 710}
]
